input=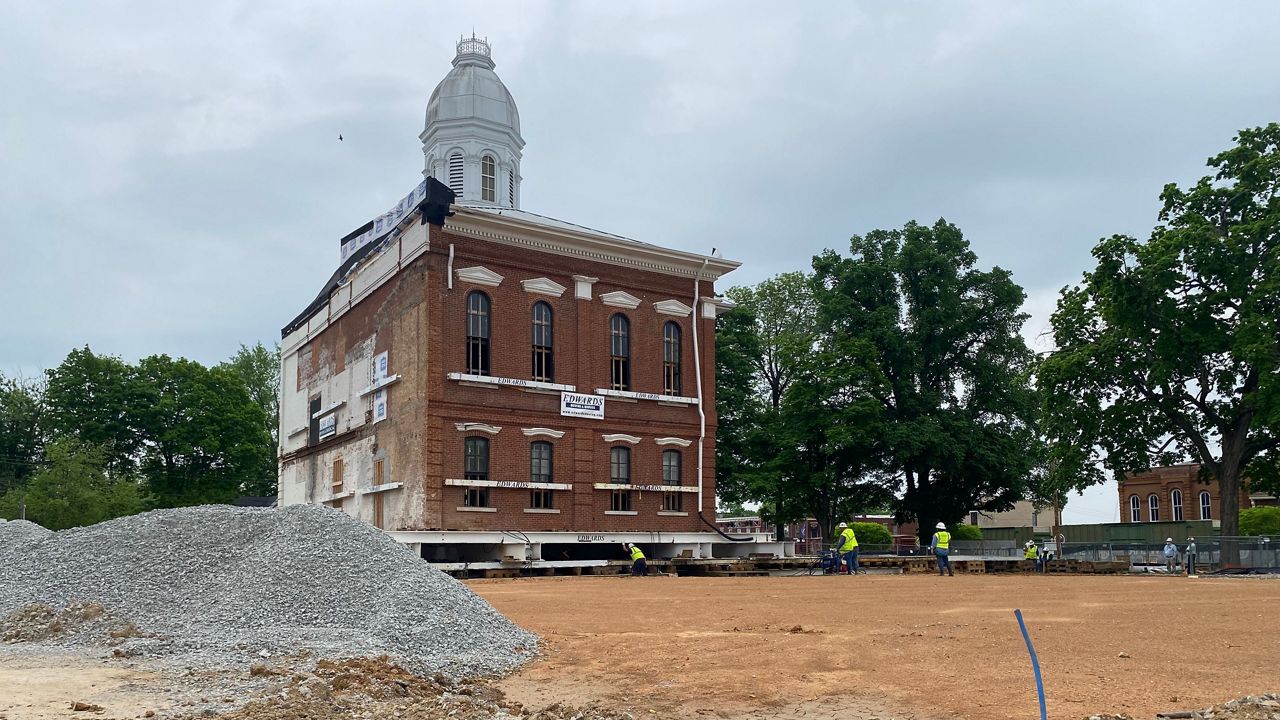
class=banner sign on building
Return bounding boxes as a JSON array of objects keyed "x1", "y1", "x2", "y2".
[
  {"x1": 340, "y1": 181, "x2": 429, "y2": 264},
  {"x1": 318, "y1": 414, "x2": 337, "y2": 439},
  {"x1": 560, "y1": 392, "x2": 604, "y2": 419},
  {"x1": 372, "y1": 351, "x2": 389, "y2": 423}
]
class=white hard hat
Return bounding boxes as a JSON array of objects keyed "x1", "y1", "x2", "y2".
[
  {"x1": 1188, "y1": 536, "x2": 1194, "y2": 541},
  {"x1": 1025, "y1": 540, "x2": 1034, "y2": 546},
  {"x1": 837, "y1": 522, "x2": 848, "y2": 528},
  {"x1": 1166, "y1": 537, "x2": 1174, "y2": 542},
  {"x1": 936, "y1": 522, "x2": 946, "y2": 530}
]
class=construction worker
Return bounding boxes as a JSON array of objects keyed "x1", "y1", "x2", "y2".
[
  {"x1": 1162, "y1": 537, "x2": 1178, "y2": 573},
  {"x1": 1024, "y1": 540, "x2": 1041, "y2": 572},
  {"x1": 1185, "y1": 537, "x2": 1197, "y2": 576},
  {"x1": 931, "y1": 522, "x2": 954, "y2": 577},
  {"x1": 625, "y1": 543, "x2": 648, "y2": 577},
  {"x1": 832, "y1": 522, "x2": 859, "y2": 575}
]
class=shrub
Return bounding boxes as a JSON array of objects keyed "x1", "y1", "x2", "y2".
[
  {"x1": 1240, "y1": 507, "x2": 1280, "y2": 536},
  {"x1": 951, "y1": 524, "x2": 983, "y2": 541},
  {"x1": 851, "y1": 522, "x2": 893, "y2": 546}
]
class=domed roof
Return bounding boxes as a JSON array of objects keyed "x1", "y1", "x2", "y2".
[{"x1": 424, "y1": 36, "x2": 520, "y2": 136}]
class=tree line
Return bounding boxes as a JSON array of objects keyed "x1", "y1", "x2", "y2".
[
  {"x1": 717, "y1": 124, "x2": 1279, "y2": 548},
  {"x1": 0, "y1": 343, "x2": 279, "y2": 530}
]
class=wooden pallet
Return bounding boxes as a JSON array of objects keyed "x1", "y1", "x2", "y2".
[{"x1": 704, "y1": 570, "x2": 770, "y2": 577}]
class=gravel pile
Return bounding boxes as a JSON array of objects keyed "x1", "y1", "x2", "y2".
[
  {"x1": 0, "y1": 504, "x2": 536, "y2": 678},
  {"x1": 0, "y1": 517, "x2": 53, "y2": 544}
]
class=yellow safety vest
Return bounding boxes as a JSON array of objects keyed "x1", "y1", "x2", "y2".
[
  {"x1": 838, "y1": 527, "x2": 858, "y2": 552},
  {"x1": 934, "y1": 531, "x2": 951, "y2": 550},
  {"x1": 629, "y1": 546, "x2": 645, "y2": 562},
  {"x1": 1024, "y1": 545, "x2": 1038, "y2": 560}
]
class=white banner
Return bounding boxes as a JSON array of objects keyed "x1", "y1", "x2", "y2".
[
  {"x1": 318, "y1": 414, "x2": 337, "y2": 439},
  {"x1": 561, "y1": 392, "x2": 604, "y2": 419},
  {"x1": 340, "y1": 181, "x2": 429, "y2": 264},
  {"x1": 372, "y1": 352, "x2": 389, "y2": 423}
]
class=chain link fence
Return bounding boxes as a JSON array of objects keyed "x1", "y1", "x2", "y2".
[{"x1": 1052, "y1": 536, "x2": 1278, "y2": 572}]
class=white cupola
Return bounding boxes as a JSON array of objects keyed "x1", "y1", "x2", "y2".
[{"x1": 421, "y1": 35, "x2": 524, "y2": 209}]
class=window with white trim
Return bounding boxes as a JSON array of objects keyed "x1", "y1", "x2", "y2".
[
  {"x1": 530, "y1": 441, "x2": 553, "y2": 509},
  {"x1": 610, "y1": 446, "x2": 631, "y2": 511},
  {"x1": 466, "y1": 291, "x2": 491, "y2": 376},
  {"x1": 481, "y1": 154, "x2": 496, "y2": 202},
  {"x1": 1148, "y1": 493, "x2": 1160, "y2": 522},
  {"x1": 1171, "y1": 488, "x2": 1183, "y2": 521},
  {"x1": 532, "y1": 301, "x2": 553, "y2": 382},
  {"x1": 1130, "y1": 494, "x2": 1141, "y2": 522},
  {"x1": 464, "y1": 437, "x2": 489, "y2": 481},
  {"x1": 1200, "y1": 491, "x2": 1212, "y2": 520},
  {"x1": 463, "y1": 437, "x2": 490, "y2": 508},
  {"x1": 448, "y1": 152, "x2": 464, "y2": 196},
  {"x1": 663, "y1": 321, "x2": 682, "y2": 396},
  {"x1": 662, "y1": 449, "x2": 682, "y2": 512},
  {"x1": 610, "y1": 314, "x2": 630, "y2": 391}
]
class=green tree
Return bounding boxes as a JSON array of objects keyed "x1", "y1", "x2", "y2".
[
  {"x1": 951, "y1": 524, "x2": 983, "y2": 541},
  {"x1": 0, "y1": 439, "x2": 142, "y2": 529},
  {"x1": 0, "y1": 374, "x2": 45, "y2": 494},
  {"x1": 1040, "y1": 124, "x2": 1280, "y2": 555},
  {"x1": 43, "y1": 347, "x2": 145, "y2": 475},
  {"x1": 715, "y1": 273, "x2": 816, "y2": 538},
  {"x1": 811, "y1": 219, "x2": 1041, "y2": 543},
  {"x1": 851, "y1": 521, "x2": 893, "y2": 547},
  {"x1": 133, "y1": 355, "x2": 273, "y2": 506},
  {"x1": 1239, "y1": 507, "x2": 1280, "y2": 536},
  {"x1": 218, "y1": 342, "x2": 280, "y2": 495}
]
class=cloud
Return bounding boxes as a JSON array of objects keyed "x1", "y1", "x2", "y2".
[{"x1": 3, "y1": 0, "x2": 1279, "y2": 381}]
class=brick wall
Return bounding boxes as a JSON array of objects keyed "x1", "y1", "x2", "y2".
[
  {"x1": 425, "y1": 224, "x2": 718, "y2": 534},
  {"x1": 1118, "y1": 464, "x2": 1251, "y2": 524}
]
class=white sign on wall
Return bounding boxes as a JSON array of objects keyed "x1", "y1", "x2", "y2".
[
  {"x1": 560, "y1": 392, "x2": 604, "y2": 419},
  {"x1": 318, "y1": 414, "x2": 337, "y2": 439},
  {"x1": 372, "y1": 351, "x2": 389, "y2": 423}
]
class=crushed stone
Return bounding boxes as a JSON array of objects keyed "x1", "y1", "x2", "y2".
[
  {"x1": 0, "y1": 504, "x2": 537, "y2": 679},
  {"x1": 0, "y1": 517, "x2": 53, "y2": 545}
]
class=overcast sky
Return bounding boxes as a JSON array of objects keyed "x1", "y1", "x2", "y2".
[{"x1": 3, "y1": 1, "x2": 1278, "y2": 523}]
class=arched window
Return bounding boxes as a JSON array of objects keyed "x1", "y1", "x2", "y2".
[
  {"x1": 463, "y1": 437, "x2": 490, "y2": 507},
  {"x1": 610, "y1": 446, "x2": 632, "y2": 511},
  {"x1": 1130, "y1": 495, "x2": 1141, "y2": 522},
  {"x1": 610, "y1": 314, "x2": 630, "y2": 391},
  {"x1": 1148, "y1": 494, "x2": 1160, "y2": 522},
  {"x1": 448, "y1": 152, "x2": 464, "y2": 196},
  {"x1": 1171, "y1": 488, "x2": 1184, "y2": 521},
  {"x1": 663, "y1": 321, "x2": 682, "y2": 395},
  {"x1": 1200, "y1": 491, "x2": 1212, "y2": 520},
  {"x1": 530, "y1": 441, "x2": 553, "y2": 509},
  {"x1": 662, "y1": 449, "x2": 682, "y2": 512},
  {"x1": 481, "y1": 154, "x2": 496, "y2": 202},
  {"x1": 531, "y1": 301, "x2": 553, "y2": 382},
  {"x1": 466, "y1": 292, "x2": 490, "y2": 376}
]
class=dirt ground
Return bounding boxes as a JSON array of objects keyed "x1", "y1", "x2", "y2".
[
  {"x1": 474, "y1": 574, "x2": 1280, "y2": 720},
  {"x1": 0, "y1": 650, "x2": 171, "y2": 719},
  {"x1": 2, "y1": 574, "x2": 1275, "y2": 720}
]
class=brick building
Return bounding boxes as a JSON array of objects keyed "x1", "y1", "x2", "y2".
[
  {"x1": 1118, "y1": 463, "x2": 1276, "y2": 525},
  {"x1": 276, "y1": 37, "x2": 765, "y2": 566}
]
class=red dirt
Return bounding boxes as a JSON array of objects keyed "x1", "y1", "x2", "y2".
[{"x1": 473, "y1": 574, "x2": 1280, "y2": 720}]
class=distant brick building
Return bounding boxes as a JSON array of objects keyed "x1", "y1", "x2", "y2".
[
  {"x1": 1118, "y1": 463, "x2": 1276, "y2": 524},
  {"x1": 276, "y1": 37, "x2": 747, "y2": 565}
]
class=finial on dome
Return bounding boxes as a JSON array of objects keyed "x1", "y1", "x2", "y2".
[{"x1": 454, "y1": 33, "x2": 494, "y2": 68}]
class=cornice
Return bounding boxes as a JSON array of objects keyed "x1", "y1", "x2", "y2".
[{"x1": 446, "y1": 209, "x2": 740, "y2": 280}]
